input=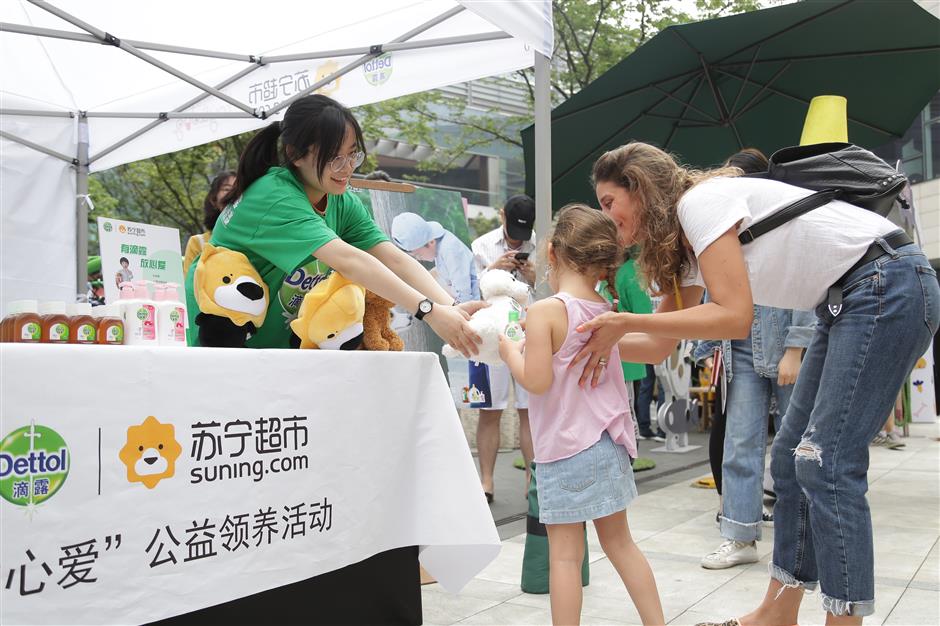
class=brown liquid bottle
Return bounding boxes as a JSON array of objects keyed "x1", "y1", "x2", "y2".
[
  {"x1": 67, "y1": 303, "x2": 97, "y2": 344},
  {"x1": 0, "y1": 301, "x2": 21, "y2": 342},
  {"x1": 97, "y1": 304, "x2": 125, "y2": 345},
  {"x1": 12, "y1": 300, "x2": 42, "y2": 343},
  {"x1": 39, "y1": 301, "x2": 71, "y2": 344}
]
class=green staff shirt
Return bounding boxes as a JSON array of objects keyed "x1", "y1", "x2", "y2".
[
  {"x1": 614, "y1": 260, "x2": 652, "y2": 381},
  {"x1": 185, "y1": 166, "x2": 389, "y2": 348}
]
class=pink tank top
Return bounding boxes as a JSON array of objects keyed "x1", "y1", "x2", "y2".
[{"x1": 528, "y1": 292, "x2": 637, "y2": 463}]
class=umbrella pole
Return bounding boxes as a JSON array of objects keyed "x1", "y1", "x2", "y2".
[{"x1": 534, "y1": 51, "x2": 552, "y2": 300}]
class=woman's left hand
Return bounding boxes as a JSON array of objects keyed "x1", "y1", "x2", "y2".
[
  {"x1": 571, "y1": 311, "x2": 630, "y2": 388},
  {"x1": 777, "y1": 347, "x2": 803, "y2": 386}
]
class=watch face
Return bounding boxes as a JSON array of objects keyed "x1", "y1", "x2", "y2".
[{"x1": 419, "y1": 300, "x2": 433, "y2": 314}]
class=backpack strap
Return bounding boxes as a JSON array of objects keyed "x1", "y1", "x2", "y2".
[{"x1": 738, "y1": 189, "x2": 841, "y2": 244}]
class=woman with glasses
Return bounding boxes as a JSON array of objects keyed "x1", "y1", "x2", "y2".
[{"x1": 184, "y1": 94, "x2": 483, "y2": 352}]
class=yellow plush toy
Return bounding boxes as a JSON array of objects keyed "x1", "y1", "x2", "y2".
[
  {"x1": 193, "y1": 243, "x2": 269, "y2": 347},
  {"x1": 289, "y1": 271, "x2": 365, "y2": 349}
]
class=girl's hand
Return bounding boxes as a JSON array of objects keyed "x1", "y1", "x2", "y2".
[
  {"x1": 571, "y1": 311, "x2": 630, "y2": 388},
  {"x1": 777, "y1": 347, "x2": 803, "y2": 386},
  {"x1": 498, "y1": 334, "x2": 525, "y2": 361},
  {"x1": 425, "y1": 304, "x2": 481, "y2": 358}
]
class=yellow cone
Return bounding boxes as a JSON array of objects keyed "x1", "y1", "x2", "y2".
[{"x1": 800, "y1": 95, "x2": 848, "y2": 146}]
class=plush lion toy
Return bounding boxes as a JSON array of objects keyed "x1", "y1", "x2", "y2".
[
  {"x1": 193, "y1": 244, "x2": 269, "y2": 347},
  {"x1": 289, "y1": 272, "x2": 365, "y2": 349},
  {"x1": 362, "y1": 291, "x2": 404, "y2": 351}
]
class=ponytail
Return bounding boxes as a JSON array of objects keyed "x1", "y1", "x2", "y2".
[{"x1": 224, "y1": 121, "x2": 281, "y2": 206}]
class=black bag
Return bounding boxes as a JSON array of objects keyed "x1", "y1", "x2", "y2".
[{"x1": 738, "y1": 142, "x2": 908, "y2": 244}]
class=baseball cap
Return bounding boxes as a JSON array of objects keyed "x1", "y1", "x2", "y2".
[
  {"x1": 503, "y1": 195, "x2": 535, "y2": 242},
  {"x1": 391, "y1": 212, "x2": 445, "y2": 252}
]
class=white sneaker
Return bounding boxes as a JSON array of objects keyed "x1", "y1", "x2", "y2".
[
  {"x1": 701, "y1": 540, "x2": 758, "y2": 570},
  {"x1": 885, "y1": 430, "x2": 906, "y2": 449}
]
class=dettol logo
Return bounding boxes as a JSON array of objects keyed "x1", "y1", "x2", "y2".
[
  {"x1": 0, "y1": 423, "x2": 70, "y2": 506},
  {"x1": 278, "y1": 259, "x2": 332, "y2": 317}
]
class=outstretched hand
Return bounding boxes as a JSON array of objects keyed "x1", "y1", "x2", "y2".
[{"x1": 426, "y1": 304, "x2": 482, "y2": 358}]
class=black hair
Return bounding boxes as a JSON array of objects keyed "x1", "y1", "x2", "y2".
[
  {"x1": 204, "y1": 170, "x2": 236, "y2": 231},
  {"x1": 119, "y1": 257, "x2": 129, "y2": 265},
  {"x1": 224, "y1": 95, "x2": 366, "y2": 205},
  {"x1": 724, "y1": 148, "x2": 769, "y2": 175}
]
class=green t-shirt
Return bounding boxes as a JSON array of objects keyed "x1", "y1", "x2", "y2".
[
  {"x1": 614, "y1": 260, "x2": 653, "y2": 381},
  {"x1": 185, "y1": 166, "x2": 389, "y2": 348}
]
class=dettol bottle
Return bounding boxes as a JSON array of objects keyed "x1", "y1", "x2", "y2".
[
  {"x1": 156, "y1": 282, "x2": 187, "y2": 347},
  {"x1": 97, "y1": 304, "x2": 125, "y2": 345},
  {"x1": 10, "y1": 300, "x2": 42, "y2": 343},
  {"x1": 505, "y1": 310, "x2": 525, "y2": 342},
  {"x1": 67, "y1": 302, "x2": 98, "y2": 344},
  {"x1": 39, "y1": 301, "x2": 70, "y2": 344},
  {"x1": 120, "y1": 281, "x2": 157, "y2": 346}
]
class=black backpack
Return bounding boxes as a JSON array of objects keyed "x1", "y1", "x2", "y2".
[{"x1": 738, "y1": 142, "x2": 908, "y2": 244}]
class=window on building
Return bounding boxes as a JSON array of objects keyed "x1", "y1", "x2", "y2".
[{"x1": 873, "y1": 91, "x2": 940, "y2": 184}]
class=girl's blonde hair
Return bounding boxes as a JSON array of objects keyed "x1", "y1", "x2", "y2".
[
  {"x1": 549, "y1": 204, "x2": 625, "y2": 299},
  {"x1": 591, "y1": 142, "x2": 741, "y2": 296}
]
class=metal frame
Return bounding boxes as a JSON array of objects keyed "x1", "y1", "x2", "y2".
[{"x1": 1, "y1": 1, "x2": 542, "y2": 296}]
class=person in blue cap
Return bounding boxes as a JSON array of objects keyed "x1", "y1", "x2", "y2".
[{"x1": 391, "y1": 212, "x2": 479, "y2": 304}]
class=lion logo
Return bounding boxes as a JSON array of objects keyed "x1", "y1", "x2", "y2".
[{"x1": 118, "y1": 416, "x2": 182, "y2": 489}]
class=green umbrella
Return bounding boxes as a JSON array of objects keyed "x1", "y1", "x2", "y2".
[{"x1": 523, "y1": 0, "x2": 940, "y2": 210}]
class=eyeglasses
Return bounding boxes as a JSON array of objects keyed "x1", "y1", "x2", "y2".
[{"x1": 329, "y1": 151, "x2": 365, "y2": 173}]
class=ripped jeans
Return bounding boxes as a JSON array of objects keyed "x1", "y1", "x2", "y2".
[{"x1": 769, "y1": 240, "x2": 939, "y2": 617}]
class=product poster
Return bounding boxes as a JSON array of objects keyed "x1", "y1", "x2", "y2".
[
  {"x1": 97, "y1": 217, "x2": 184, "y2": 304},
  {"x1": 910, "y1": 346, "x2": 937, "y2": 422},
  {"x1": 353, "y1": 186, "x2": 475, "y2": 404}
]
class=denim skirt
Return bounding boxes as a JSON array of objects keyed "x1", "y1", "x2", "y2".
[{"x1": 537, "y1": 432, "x2": 638, "y2": 525}]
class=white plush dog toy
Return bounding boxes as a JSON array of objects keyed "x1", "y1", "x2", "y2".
[{"x1": 443, "y1": 269, "x2": 530, "y2": 366}]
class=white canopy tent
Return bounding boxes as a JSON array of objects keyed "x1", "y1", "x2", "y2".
[{"x1": 0, "y1": 0, "x2": 554, "y2": 310}]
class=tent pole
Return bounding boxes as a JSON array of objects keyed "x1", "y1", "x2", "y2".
[
  {"x1": 0, "y1": 130, "x2": 75, "y2": 163},
  {"x1": 534, "y1": 51, "x2": 551, "y2": 300},
  {"x1": 0, "y1": 22, "x2": 253, "y2": 61},
  {"x1": 262, "y1": 31, "x2": 509, "y2": 64},
  {"x1": 75, "y1": 114, "x2": 89, "y2": 300},
  {"x1": 0, "y1": 108, "x2": 73, "y2": 118}
]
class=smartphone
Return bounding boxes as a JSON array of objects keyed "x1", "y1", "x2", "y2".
[{"x1": 514, "y1": 252, "x2": 530, "y2": 261}]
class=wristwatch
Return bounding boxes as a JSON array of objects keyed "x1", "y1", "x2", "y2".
[{"x1": 414, "y1": 298, "x2": 434, "y2": 320}]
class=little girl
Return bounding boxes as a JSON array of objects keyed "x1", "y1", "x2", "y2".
[{"x1": 498, "y1": 204, "x2": 664, "y2": 626}]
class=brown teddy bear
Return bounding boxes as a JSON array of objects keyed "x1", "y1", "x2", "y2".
[{"x1": 361, "y1": 290, "x2": 404, "y2": 351}]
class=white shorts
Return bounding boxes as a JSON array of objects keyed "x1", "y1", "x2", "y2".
[{"x1": 483, "y1": 362, "x2": 529, "y2": 410}]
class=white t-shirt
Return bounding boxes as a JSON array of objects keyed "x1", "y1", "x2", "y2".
[{"x1": 678, "y1": 177, "x2": 896, "y2": 310}]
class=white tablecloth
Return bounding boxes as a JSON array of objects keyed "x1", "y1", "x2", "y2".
[{"x1": 0, "y1": 344, "x2": 499, "y2": 625}]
